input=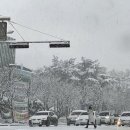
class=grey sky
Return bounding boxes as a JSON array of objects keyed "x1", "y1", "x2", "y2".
[{"x1": 0, "y1": 0, "x2": 130, "y2": 70}]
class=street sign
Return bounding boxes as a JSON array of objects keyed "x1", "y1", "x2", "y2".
[
  {"x1": 9, "y1": 43, "x2": 29, "y2": 48},
  {"x1": 49, "y1": 44, "x2": 70, "y2": 48}
]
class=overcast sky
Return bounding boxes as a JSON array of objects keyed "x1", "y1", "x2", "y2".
[{"x1": 0, "y1": 0, "x2": 130, "y2": 71}]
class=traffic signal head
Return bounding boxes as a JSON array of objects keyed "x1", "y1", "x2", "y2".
[
  {"x1": 49, "y1": 43, "x2": 70, "y2": 48},
  {"x1": 0, "y1": 22, "x2": 7, "y2": 40},
  {"x1": 9, "y1": 43, "x2": 29, "y2": 48}
]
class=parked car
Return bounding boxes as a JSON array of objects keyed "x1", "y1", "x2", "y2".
[
  {"x1": 99, "y1": 111, "x2": 114, "y2": 125},
  {"x1": 117, "y1": 111, "x2": 130, "y2": 126},
  {"x1": 67, "y1": 110, "x2": 86, "y2": 125},
  {"x1": 28, "y1": 111, "x2": 58, "y2": 127},
  {"x1": 75, "y1": 111, "x2": 88, "y2": 126},
  {"x1": 75, "y1": 111, "x2": 101, "y2": 126},
  {"x1": 95, "y1": 112, "x2": 102, "y2": 125}
]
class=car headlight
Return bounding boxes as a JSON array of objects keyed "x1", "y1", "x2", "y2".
[
  {"x1": 117, "y1": 119, "x2": 121, "y2": 126},
  {"x1": 105, "y1": 116, "x2": 109, "y2": 119},
  {"x1": 42, "y1": 118, "x2": 47, "y2": 120},
  {"x1": 76, "y1": 118, "x2": 79, "y2": 121}
]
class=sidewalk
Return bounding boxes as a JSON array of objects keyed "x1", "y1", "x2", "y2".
[
  {"x1": 58, "y1": 117, "x2": 67, "y2": 125},
  {"x1": 0, "y1": 123, "x2": 27, "y2": 126}
]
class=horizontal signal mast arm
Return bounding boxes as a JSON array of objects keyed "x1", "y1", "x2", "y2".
[
  {"x1": 0, "y1": 40, "x2": 70, "y2": 48},
  {"x1": 0, "y1": 41, "x2": 70, "y2": 44}
]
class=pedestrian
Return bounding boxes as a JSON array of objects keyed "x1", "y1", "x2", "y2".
[{"x1": 85, "y1": 105, "x2": 97, "y2": 128}]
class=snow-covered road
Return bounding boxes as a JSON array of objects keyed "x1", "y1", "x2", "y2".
[{"x1": 0, "y1": 125, "x2": 129, "y2": 130}]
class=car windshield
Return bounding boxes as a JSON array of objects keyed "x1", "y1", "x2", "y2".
[
  {"x1": 71, "y1": 112, "x2": 82, "y2": 115},
  {"x1": 35, "y1": 112, "x2": 48, "y2": 116},
  {"x1": 80, "y1": 112, "x2": 88, "y2": 115},
  {"x1": 121, "y1": 113, "x2": 130, "y2": 116},
  {"x1": 114, "y1": 114, "x2": 119, "y2": 117},
  {"x1": 99, "y1": 112, "x2": 109, "y2": 116}
]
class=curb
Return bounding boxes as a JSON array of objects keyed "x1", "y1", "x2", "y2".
[{"x1": 0, "y1": 124, "x2": 27, "y2": 126}]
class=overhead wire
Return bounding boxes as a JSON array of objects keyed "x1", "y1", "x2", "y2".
[
  {"x1": 9, "y1": 22, "x2": 25, "y2": 41},
  {"x1": 10, "y1": 21, "x2": 65, "y2": 41}
]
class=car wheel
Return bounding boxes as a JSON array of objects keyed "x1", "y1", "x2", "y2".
[
  {"x1": 54, "y1": 120, "x2": 58, "y2": 126},
  {"x1": 109, "y1": 120, "x2": 112, "y2": 125},
  {"x1": 98, "y1": 120, "x2": 101, "y2": 126},
  {"x1": 112, "y1": 120, "x2": 115, "y2": 125},
  {"x1": 39, "y1": 124, "x2": 42, "y2": 127},
  {"x1": 29, "y1": 124, "x2": 33, "y2": 127},
  {"x1": 75, "y1": 124, "x2": 79, "y2": 126},
  {"x1": 67, "y1": 122, "x2": 70, "y2": 126},
  {"x1": 29, "y1": 121, "x2": 33, "y2": 127},
  {"x1": 46, "y1": 119, "x2": 50, "y2": 127}
]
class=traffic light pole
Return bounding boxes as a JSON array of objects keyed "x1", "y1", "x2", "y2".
[
  {"x1": 0, "y1": 41, "x2": 70, "y2": 48},
  {"x1": 0, "y1": 16, "x2": 70, "y2": 48}
]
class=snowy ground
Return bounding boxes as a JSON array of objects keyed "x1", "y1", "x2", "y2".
[{"x1": 0, "y1": 125, "x2": 129, "y2": 130}]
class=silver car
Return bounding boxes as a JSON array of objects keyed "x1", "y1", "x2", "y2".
[
  {"x1": 117, "y1": 111, "x2": 130, "y2": 126},
  {"x1": 75, "y1": 111, "x2": 88, "y2": 126},
  {"x1": 67, "y1": 110, "x2": 87, "y2": 125},
  {"x1": 75, "y1": 111, "x2": 101, "y2": 126},
  {"x1": 99, "y1": 111, "x2": 114, "y2": 125}
]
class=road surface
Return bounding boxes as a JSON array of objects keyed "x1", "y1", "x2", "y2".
[{"x1": 0, "y1": 125, "x2": 129, "y2": 130}]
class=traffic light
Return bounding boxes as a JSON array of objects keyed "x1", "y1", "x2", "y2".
[
  {"x1": 9, "y1": 43, "x2": 29, "y2": 48},
  {"x1": 0, "y1": 22, "x2": 7, "y2": 40},
  {"x1": 49, "y1": 43, "x2": 70, "y2": 48}
]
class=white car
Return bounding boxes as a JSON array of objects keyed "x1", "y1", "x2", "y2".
[
  {"x1": 28, "y1": 111, "x2": 58, "y2": 127},
  {"x1": 117, "y1": 111, "x2": 130, "y2": 126},
  {"x1": 75, "y1": 111, "x2": 101, "y2": 126},
  {"x1": 99, "y1": 111, "x2": 114, "y2": 125},
  {"x1": 67, "y1": 110, "x2": 87, "y2": 125},
  {"x1": 75, "y1": 111, "x2": 88, "y2": 126}
]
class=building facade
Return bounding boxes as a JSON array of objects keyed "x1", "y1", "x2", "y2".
[
  {"x1": 13, "y1": 65, "x2": 32, "y2": 122},
  {"x1": 0, "y1": 20, "x2": 32, "y2": 122},
  {"x1": 0, "y1": 37, "x2": 15, "y2": 68},
  {"x1": 0, "y1": 21, "x2": 15, "y2": 68}
]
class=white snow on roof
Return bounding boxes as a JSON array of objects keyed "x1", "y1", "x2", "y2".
[
  {"x1": 122, "y1": 111, "x2": 130, "y2": 113},
  {"x1": 72, "y1": 110, "x2": 87, "y2": 112}
]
